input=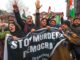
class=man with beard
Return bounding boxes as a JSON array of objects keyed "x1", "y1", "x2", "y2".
[{"x1": 71, "y1": 18, "x2": 80, "y2": 60}]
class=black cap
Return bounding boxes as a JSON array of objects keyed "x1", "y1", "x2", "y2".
[{"x1": 62, "y1": 21, "x2": 70, "y2": 27}]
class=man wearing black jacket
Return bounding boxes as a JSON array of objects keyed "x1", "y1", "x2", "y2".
[
  {"x1": 13, "y1": 1, "x2": 37, "y2": 34},
  {"x1": 35, "y1": 0, "x2": 53, "y2": 30}
]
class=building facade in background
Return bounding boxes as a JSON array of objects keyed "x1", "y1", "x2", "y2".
[{"x1": 75, "y1": 0, "x2": 80, "y2": 15}]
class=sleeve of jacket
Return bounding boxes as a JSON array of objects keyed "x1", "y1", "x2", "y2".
[
  {"x1": 14, "y1": 10, "x2": 25, "y2": 30},
  {"x1": 35, "y1": 12, "x2": 40, "y2": 28}
]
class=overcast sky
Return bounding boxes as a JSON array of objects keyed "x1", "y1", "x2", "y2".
[{"x1": 0, "y1": 0, "x2": 67, "y2": 19}]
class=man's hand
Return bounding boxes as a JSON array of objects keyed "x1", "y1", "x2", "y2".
[
  {"x1": 46, "y1": 26, "x2": 51, "y2": 30},
  {"x1": 13, "y1": 0, "x2": 18, "y2": 11},
  {"x1": 12, "y1": 36, "x2": 18, "y2": 41},
  {"x1": 35, "y1": 0, "x2": 42, "y2": 10},
  {"x1": 31, "y1": 28, "x2": 36, "y2": 33},
  {"x1": 58, "y1": 27, "x2": 62, "y2": 32}
]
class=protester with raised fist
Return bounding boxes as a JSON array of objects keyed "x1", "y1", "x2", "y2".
[
  {"x1": 35, "y1": 0, "x2": 51, "y2": 30},
  {"x1": 13, "y1": 1, "x2": 36, "y2": 34},
  {"x1": 35, "y1": 0, "x2": 41, "y2": 28}
]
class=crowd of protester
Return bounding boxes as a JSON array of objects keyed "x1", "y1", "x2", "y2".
[{"x1": 0, "y1": 0, "x2": 80, "y2": 60}]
